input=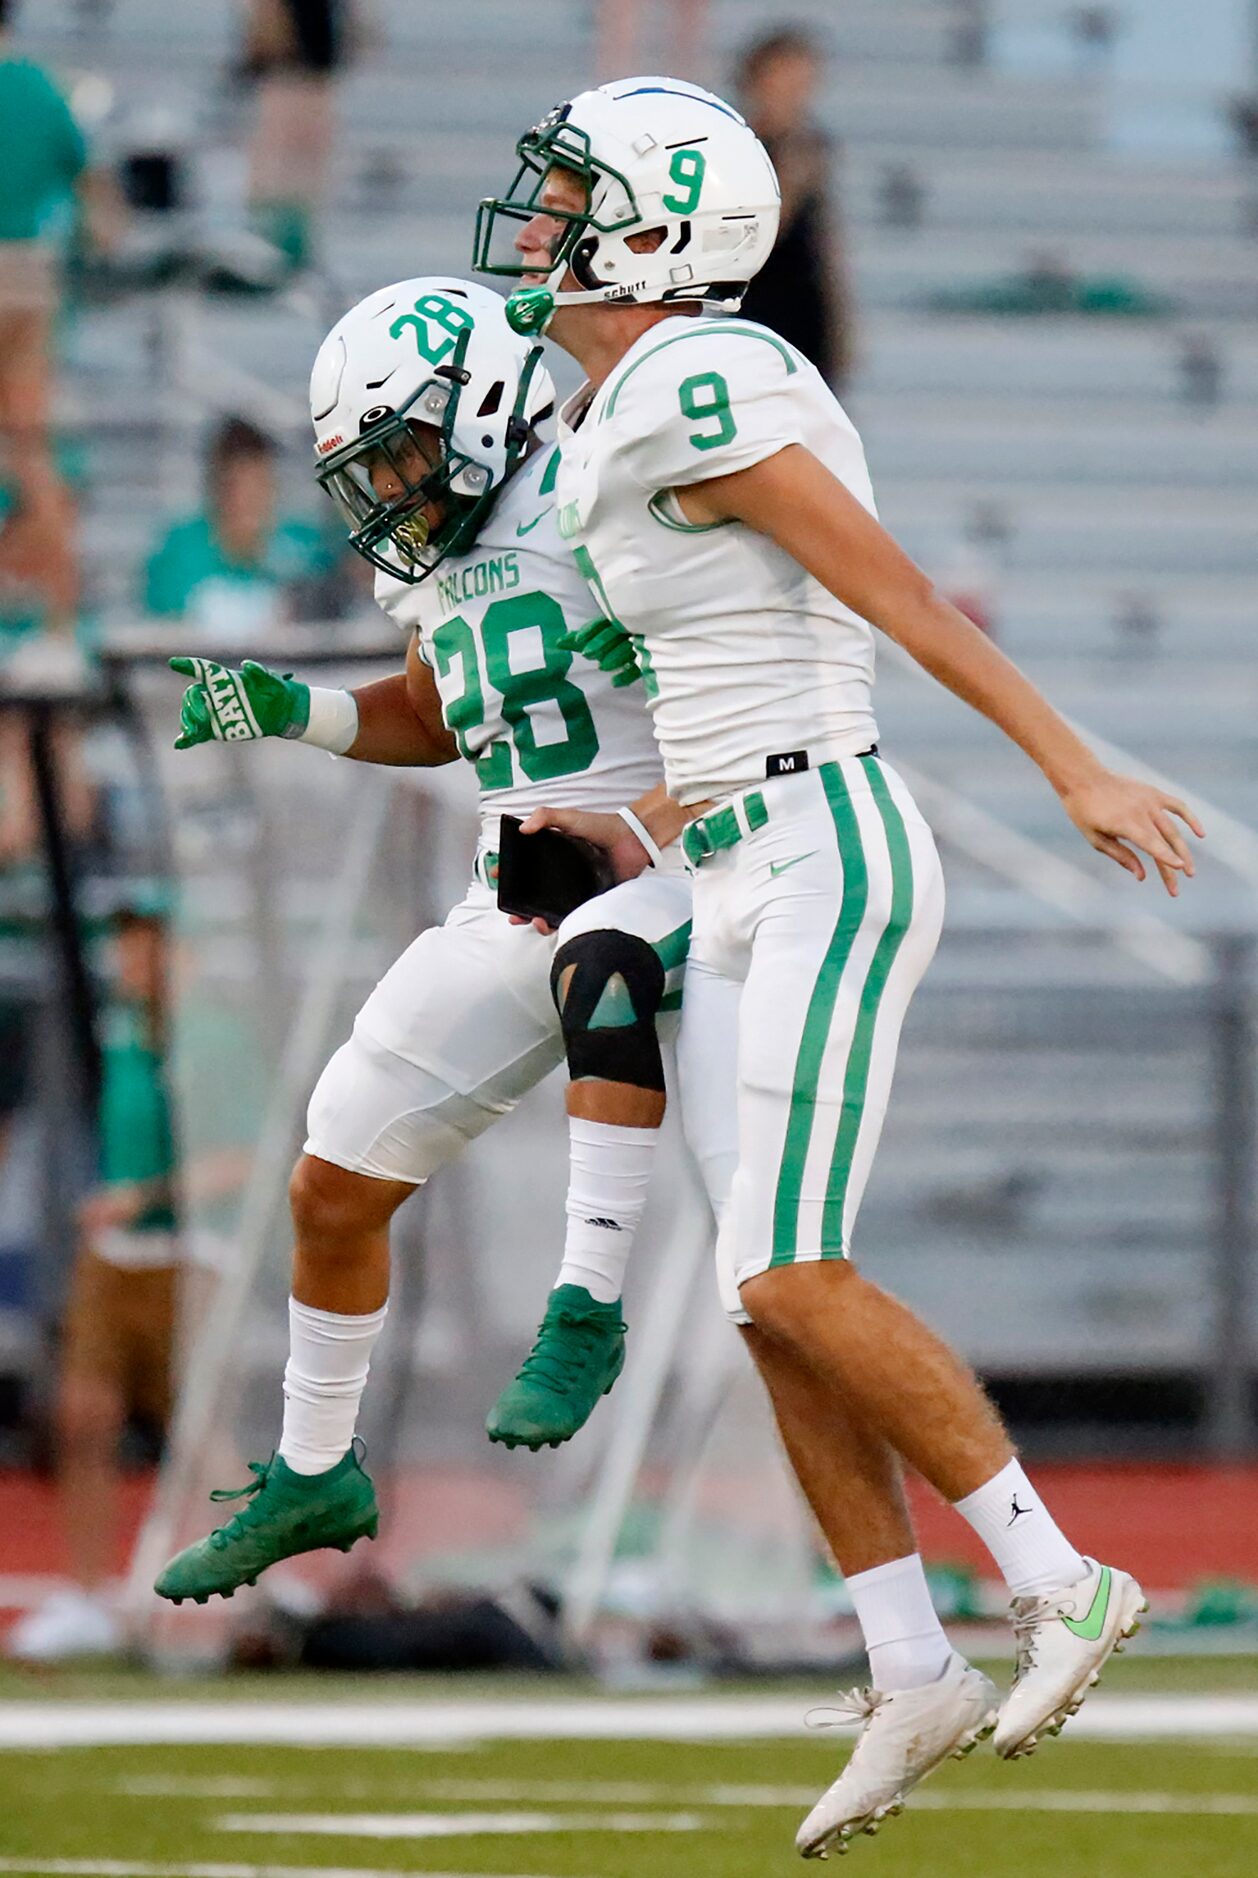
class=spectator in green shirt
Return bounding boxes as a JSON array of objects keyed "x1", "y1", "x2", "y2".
[
  {"x1": 0, "y1": 2, "x2": 93, "y2": 468},
  {"x1": 143, "y1": 415, "x2": 335, "y2": 646},
  {"x1": 0, "y1": 0, "x2": 123, "y2": 578}
]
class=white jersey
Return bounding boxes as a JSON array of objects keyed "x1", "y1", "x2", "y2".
[
  {"x1": 376, "y1": 442, "x2": 662, "y2": 832},
  {"x1": 556, "y1": 316, "x2": 880, "y2": 805}
]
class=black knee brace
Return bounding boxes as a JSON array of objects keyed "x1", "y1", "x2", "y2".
[{"x1": 550, "y1": 928, "x2": 666, "y2": 1092}]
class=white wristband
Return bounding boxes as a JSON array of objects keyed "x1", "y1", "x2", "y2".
[
  {"x1": 618, "y1": 805, "x2": 663, "y2": 868},
  {"x1": 296, "y1": 686, "x2": 360, "y2": 756}
]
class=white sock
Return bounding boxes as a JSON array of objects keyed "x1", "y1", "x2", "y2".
[
  {"x1": 953, "y1": 1456, "x2": 1087, "y2": 1598},
  {"x1": 279, "y1": 1296, "x2": 388, "y2": 1474},
  {"x1": 555, "y1": 1117, "x2": 657, "y2": 1304},
  {"x1": 846, "y1": 1553, "x2": 954, "y2": 1693}
]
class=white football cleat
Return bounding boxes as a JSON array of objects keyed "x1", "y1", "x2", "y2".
[
  {"x1": 994, "y1": 1557, "x2": 1147, "y2": 1760},
  {"x1": 7, "y1": 1586, "x2": 123, "y2": 1662},
  {"x1": 795, "y1": 1654, "x2": 999, "y2": 1859}
]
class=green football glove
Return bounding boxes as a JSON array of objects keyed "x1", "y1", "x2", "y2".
[
  {"x1": 170, "y1": 656, "x2": 311, "y2": 751},
  {"x1": 557, "y1": 617, "x2": 642, "y2": 689}
]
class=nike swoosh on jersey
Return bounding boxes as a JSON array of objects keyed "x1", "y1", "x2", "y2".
[
  {"x1": 516, "y1": 509, "x2": 554, "y2": 537},
  {"x1": 1061, "y1": 1565, "x2": 1112, "y2": 1641},
  {"x1": 769, "y1": 852, "x2": 818, "y2": 877}
]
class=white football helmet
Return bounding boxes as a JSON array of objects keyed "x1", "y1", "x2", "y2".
[
  {"x1": 473, "y1": 76, "x2": 780, "y2": 335},
  {"x1": 310, "y1": 276, "x2": 555, "y2": 581}
]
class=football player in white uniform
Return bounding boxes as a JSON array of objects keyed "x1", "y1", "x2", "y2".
[
  {"x1": 153, "y1": 278, "x2": 701, "y2": 1607},
  {"x1": 476, "y1": 80, "x2": 1202, "y2": 1854}
]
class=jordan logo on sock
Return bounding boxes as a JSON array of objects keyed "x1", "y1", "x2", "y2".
[{"x1": 1008, "y1": 1495, "x2": 1033, "y2": 1526}]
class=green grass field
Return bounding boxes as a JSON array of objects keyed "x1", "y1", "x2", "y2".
[{"x1": 2, "y1": 1662, "x2": 1256, "y2": 1878}]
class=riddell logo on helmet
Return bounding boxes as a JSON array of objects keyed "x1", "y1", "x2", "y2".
[{"x1": 317, "y1": 434, "x2": 344, "y2": 455}]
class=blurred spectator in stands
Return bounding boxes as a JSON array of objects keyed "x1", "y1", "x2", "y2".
[
  {"x1": 1231, "y1": 94, "x2": 1258, "y2": 158},
  {"x1": 1178, "y1": 334, "x2": 1224, "y2": 409},
  {"x1": 0, "y1": 716, "x2": 36, "y2": 869},
  {"x1": 1069, "y1": 7, "x2": 1120, "y2": 76},
  {"x1": 1229, "y1": 95, "x2": 1258, "y2": 235},
  {"x1": 0, "y1": 458, "x2": 80, "y2": 649},
  {"x1": 143, "y1": 416, "x2": 335, "y2": 645},
  {"x1": 0, "y1": 717, "x2": 36, "y2": 1178},
  {"x1": 0, "y1": 989, "x2": 31, "y2": 1169},
  {"x1": 0, "y1": 0, "x2": 121, "y2": 491},
  {"x1": 947, "y1": 0, "x2": 990, "y2": 69},
  {"x1": 1112, "y1": 591, "x2": 1162, "y2": 658},
  {"x1": 0, "y1": 455, "x2": 97, "y2": 1073},
  {"x1": 9, "y1": 901, "x2": 178, "y2": 1661},
  {"x1": 236, "y1": 0, "x2": 355, "y2": 281},
  {"x1": 596, "y1": 1, "x2": 708, "y2": 84},
  {"x1": 0, "y1": 692, "x2": 40, "y2": 1303},
  {"x1": 0, "y1": 449, "x2": 96, "y2": 707},
  {"x1": 734, "y1": 27, "x2": 854, "y2": 391},
  {"x1": 930, "y1": 248, "x2": 1173, "y2": 318},
  {"x1": 878, "y1": 162, "x2": 927, "y2": 232}
]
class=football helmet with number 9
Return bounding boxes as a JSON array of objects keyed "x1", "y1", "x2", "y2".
[
  {"x1": 310, "y1": 276, "x2": 555, "y2": 583},
  {"x1": 473, "y1": 76, "x2": 780, "y2": 336}
]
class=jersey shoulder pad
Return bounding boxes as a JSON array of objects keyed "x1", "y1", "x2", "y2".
[
  {"x1": 488, "y1": 442, "x2": 561, "y2": 539},
  {"x1": 601, "y1": 321, "x2": 807, "y2": 490},
  {"x1": 374, "y1": 565, "x2": 427, "y2": 640}
]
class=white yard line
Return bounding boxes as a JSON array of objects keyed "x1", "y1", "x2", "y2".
[
  {"x1": 215, "y1": 1811, "x2": 703, "y2": 1840},
  {"x1": 119, "y1": 1777, "x2": 278, "y2": 1799},
  {"x1": 0, "y1": 1865, "x2": 553, "y2": 1878},
  {"x1": 5, "y1": 1693, "x2": 1258, "y2": 1750},
  {"x1": 213, "y1": 1787, "x2": 1258, "y2": 1823},
  {"x1": 911, "y1": 1790, "x2": 1258, "y2": 1816},
  {"x1": 108, "y1": 1773, "x2": 1258, "y2": 1815},
  {"x1": 335, "y1": 1777, "x2": 1258, "y2": 1814}
]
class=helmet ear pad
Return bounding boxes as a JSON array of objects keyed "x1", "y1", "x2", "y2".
[
  {"x1": 569, "y1": 232, "x2": 606, "y2": 293},
  {"x1": 567, "y1": 225, "x2": 670, "y2": 298}
]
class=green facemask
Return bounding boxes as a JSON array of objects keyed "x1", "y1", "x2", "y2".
[{"x1": 472, "y1": 106, "x2": 641, "y2": 289}]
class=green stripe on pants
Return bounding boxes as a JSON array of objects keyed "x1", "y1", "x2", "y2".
[
  {"x1": 770, "y1": 766, "x2": 868, "y2": 1266},
  {"x1": 653, "y1": 919, "x2": 693, "y2": 976},
  {"x1": 820, "y1": 756, "x2": 915, "y2": 1255}
]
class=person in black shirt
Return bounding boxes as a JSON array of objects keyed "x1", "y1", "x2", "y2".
[{"x1": 734, "y1": 26, "x2": 854, "y2": 391}]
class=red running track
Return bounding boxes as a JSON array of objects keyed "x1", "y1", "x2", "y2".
[{"x1": 1, "y1": 1462, "x2": 1255, "y2": 1603}]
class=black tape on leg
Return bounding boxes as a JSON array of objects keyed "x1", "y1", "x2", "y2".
[{"x1": 551, "y1": 928, "x2": 666, "y2": 1093}]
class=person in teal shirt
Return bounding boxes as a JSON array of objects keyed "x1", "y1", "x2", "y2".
[
  {"x1": 143, "y1": 416, "x2": 337, "y2": 646},
  {"x1": 0, "y1": 0, "x2": 95, "y2": 471},
  {"x1": 0, "y1": 23, "x2": 86, "y2": 247}
]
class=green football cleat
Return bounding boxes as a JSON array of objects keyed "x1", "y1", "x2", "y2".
[
  {"x1": 487, "y1": 1285, "x2": 627, "y2": 1451},
  {"x1": 153, "y1": 1446, "x2": 378, "y2": 1605}
]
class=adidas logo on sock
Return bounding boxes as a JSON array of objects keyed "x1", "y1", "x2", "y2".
[{"x1": 584, "y1": 1217, "x2": 624, "y2": 1231}]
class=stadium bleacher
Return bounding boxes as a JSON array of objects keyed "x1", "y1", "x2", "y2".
[
  {"x1": 5, "y1": 0, "x2": 1255, "y2": 1427},
  {"x1": 20, "y1": 2, "x2": 1255, "y2": 876}
]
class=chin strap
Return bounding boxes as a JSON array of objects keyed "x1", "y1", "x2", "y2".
[
  {"x1": 506, "y1": 284, "x2": 605, "y2": 335},
  {"x1": 505, "y1": 283, "x2": 740, "y2": 337}
]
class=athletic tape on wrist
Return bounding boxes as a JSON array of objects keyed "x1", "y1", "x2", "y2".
[
  {"x1": 297, "y1": 687, "x2": 359, "y2": 756},
  {"x1": 617, "y1": 805, "x2": 662, "y2": 869}
]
